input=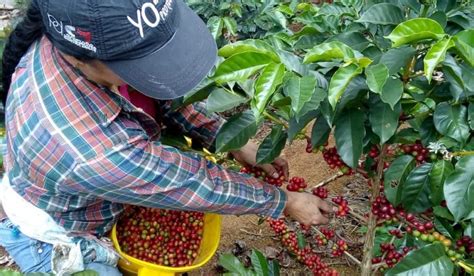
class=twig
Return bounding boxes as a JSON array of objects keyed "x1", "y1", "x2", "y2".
[
  {"x1": 313, "y1": 172, "x2": 344, "y2": 188},
  {"x1": 361, "y1": 144, "x2": 388, "y2": 276},
  {"x1": 344, "y1": 251, "x2": 362, "y2": 266}
]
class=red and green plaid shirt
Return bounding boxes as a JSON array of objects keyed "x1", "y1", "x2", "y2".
[{"x1": 4, "y1": 36, "x2": 286, "y2": 236}]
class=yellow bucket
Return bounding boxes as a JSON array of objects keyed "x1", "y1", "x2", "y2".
[{"x1": 111, "y1": 213, "x2": 221, "y2": 276}]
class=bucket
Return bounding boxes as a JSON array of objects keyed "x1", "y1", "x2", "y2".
[{"x1": 111, "y1": 213, "x2": 221, "y2": 276}]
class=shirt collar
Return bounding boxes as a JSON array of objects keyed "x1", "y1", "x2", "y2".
[{"x1": 31, "y1": 36, "x2": 121, "y2": 126}]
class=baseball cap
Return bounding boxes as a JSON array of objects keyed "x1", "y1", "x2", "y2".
[{"x1": 35, "y1": 0, "x2": 217, "y2": 99}]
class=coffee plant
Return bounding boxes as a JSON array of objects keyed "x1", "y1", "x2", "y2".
[
  {"x1": 171, "y1": 0, "x2": 474, "y2": 274},
  {"x1": 185, "y1": 0, "x2": 294, "y2": 45}
]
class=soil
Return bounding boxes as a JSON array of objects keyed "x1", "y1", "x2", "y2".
[
  {"x1": 189, "y1": 138, "x2": 363, "y2": 275},
  {"x1": 0, "y1": 137, "x2": 364, "y2": 275}
]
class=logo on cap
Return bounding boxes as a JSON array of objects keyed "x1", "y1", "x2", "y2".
[
  {"x1": 127, "y1": 0, "x2": 174, "y2": 38},
  {"x1": 48, "y1": 13, "x2": 97, "y2": 53}
]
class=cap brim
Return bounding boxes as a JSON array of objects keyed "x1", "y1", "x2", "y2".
[{"x1": 105, "y1": 0, "x2": 217, "y2": 100}]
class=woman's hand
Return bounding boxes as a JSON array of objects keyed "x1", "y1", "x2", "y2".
[
  {"x1": 230, "y1": 141, "x2": 289, "y2": 179},
  {"x1": 284, "y1": 191, "x2": 336, "y2": 225}
]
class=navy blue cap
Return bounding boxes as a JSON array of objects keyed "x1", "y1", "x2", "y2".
[{"x1": 35, "y1": 0, "x2": 217, "y2": 99}]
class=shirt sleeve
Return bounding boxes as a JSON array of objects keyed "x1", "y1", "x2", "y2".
[
  {"x1": 67, "y1": 132, "x2": 286, "y2": 218},
  {"x1": 158, "y1": 101, "x2": 224, "y2": 151}
]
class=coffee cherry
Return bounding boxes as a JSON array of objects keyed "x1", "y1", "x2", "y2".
[
  {"x1": 312, "y1": 187, "x2": 329, "y2": 199},
  {"x1": 287, "y1": 176, "x2": 307, "y2": 192},
  {"x1": 240, "y1": 166, "x2": 285, "y2": 187},
  {"x1": 332, "y1": 196, "x2": 349, "y2": 217},
  {"x1": 322, "y1": 147, "x2": 353, "y2": 175},
  {"x1": 117, "y1": 207, "x2": 204, "y2": 267}
]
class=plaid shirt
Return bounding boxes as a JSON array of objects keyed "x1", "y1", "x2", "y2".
[{"x1": 4, "y1": 37, "x2": 286, "y2": 236}]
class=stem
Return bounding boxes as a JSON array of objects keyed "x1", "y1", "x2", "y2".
[
  {"x1": 263, "y1": 111, "x2": 289, "y2": 129},
  {"x1": 420, "y1": 4, "x2": 429, "y2": 17},
  {"x1": 402, "y1": 56, "x2": 416, "y2": 84},
  {"x1": 452, "y1": 151, "x2": 474, "y2": 157},
  {"x1": 361, "y1": 144, "x2": 388, "y2": 276},
  {"x1": 263, "y1": 111, "x2": 312, "y2": 141}
]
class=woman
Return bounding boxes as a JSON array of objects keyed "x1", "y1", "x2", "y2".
[{"x1": 0, "y1": 0, "x2": 334, "y2": 274}]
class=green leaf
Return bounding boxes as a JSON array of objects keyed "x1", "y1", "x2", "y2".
[
  {"x1": 257, "y1": 125, "x2": 287, "y2": 164},
  {"x1": 429, "y1": 160, "x2": 454, "y2": 206},
  {"x1": 386, "y1": 243, "x2": 453, "y2": 276},
  {"x1": 433, "y1": 103, "x2": 469, "y2": 144},
  {"x1": 434, "y1": 217, "x2": 455, "y2": 239},
  {"x1": 311, "y1": 115, "x2": 331, "y2": 148},
  {"x1": 297, "y1": 232, "x2": 306, "y2": 249},
  {"x1": 420, "y1": 117, "x2": 438, "y2": 145},
  {"x1": 288, "y1": 110, "x2": 319, "y2": 142},
  {"x1": 223, "y1": 16, "x2": 237, "y2": 36},
  {"x1": 216, "y1": 111, "x2": 257, "y2": 152},
  {"x1": 303, "y1": 41, "x2": 356, "y2": 64},
  {"x1": 326, "y1": 31, "x2": 370, "y2": 52},
  {"x1": 219, "y1": 253, "x2": 249, "y2": 275},
  {"x1": 285, "y1": 75, "x2": 317, "y2": 114},
  {"x1": 277, "y1": 50, "x2": 309, "y2": 76},
  {"x1": 381, "y1": 78, "x2": 403, "y2": 109},
  {"x1": 444, "y1": 156, "x2": 474, "y2": 222},
  {"x1": 268, "y1": 260, "x2": 280, "y2": 276},
  {"x1": 386, "y1": 18, "x2": 445, "y2": 47},
  {"x1": 401, "y1": 163, "x2": 433, "y2": 213},
  {"x1": 357, "y1": 3, "x2": 404, "y2": 25},
  {"x1": 299, "y1": 88, "x2": 327, "y2": 119},
  {"x1": 443, "y1": 55, "x2": 465, "y2": 101},
  {"x1": 424, "y1": 37, "x2": 455, "y2": 83},
  {"x1": 328, "y1": 64, "x2": 363, "y2": 109},
  {"x1": 365, "y1": 64, "x2": 389, "y2": 94},
  {"x1": 218, "y1": 39, "x2": 280, "y2": 62},
  {"x1": 250, "y1": 250, "x2": 269, "y2": 276},
  {"x1": 379, "y1": 46, "x2": 417, "y2": 75},
  {"x1": 206, "y1": 89, "x2": 247, "y2": 113},
  {"x1": 334, "y1": 109, "x2": 366, "y2": 168},
  {"x1": 207, "y1": 16, "x2": 223, "y2": 40},
  {"x1": 433, "y1": 206, "x2": 454, "y2": 221},
  {"x1": 384, "y1": 155, "x2": 416, "y2": 206},
  {"x1": 469, "y1": 103, "x2": 474, "y2": 130},
  {"x1": 453, "y1": 29, "x2": 474, "y2": 67},
  {"x1": 213, "y1": 52, "x2": 273, "y2": 83},
  {"x1": 370, "y1": 99, "x2": 401, "y2": 144},
  {"x1": 252, "y1": 63, "x2": 285, "y2": 115}
]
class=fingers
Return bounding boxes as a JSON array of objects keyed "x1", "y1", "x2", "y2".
[
  {"x1": 312, "y1": 213, "x2": 329, "y2": 225},
  {"x1": 273, "y1": 158, "x2": 289, "y2": 179},
  {"x1": 259, "y1": 164, "x2": 279, "y2": 179},
  {"x1": 317, "y1": 198, "x2": 337, "y2": 214}
]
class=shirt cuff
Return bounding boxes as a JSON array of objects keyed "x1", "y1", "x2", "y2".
[{"x1": 259, "y1": 185, "x2": 287, "y2": 219}]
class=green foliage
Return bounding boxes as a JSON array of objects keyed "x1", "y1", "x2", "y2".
[
  {"x1": 177, "y1": 1, "x2": 474, "y2": 274},
  {"x1": 185, "y1": 0, "x2": 294, "y2": 46},
  {"x1": 219, "y1": 250, "x2": 280, "y2": 276},
  {"x1": 386, "y1": 243, "x2": 454, "y2": 276}
]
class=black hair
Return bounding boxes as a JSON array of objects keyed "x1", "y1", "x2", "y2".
[{"x1": 2, "y1": 3, "x2": 43, "y2": 106}]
